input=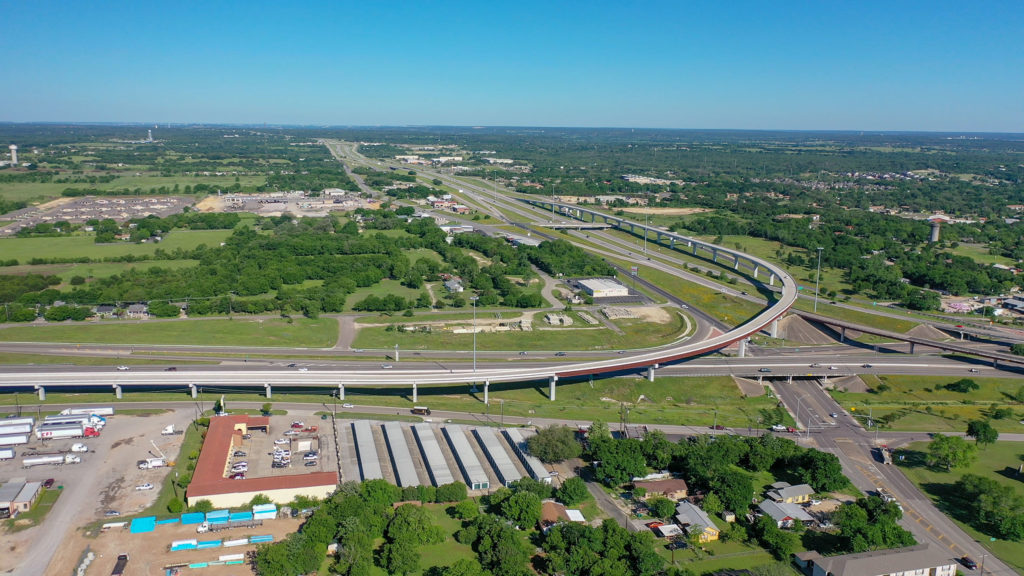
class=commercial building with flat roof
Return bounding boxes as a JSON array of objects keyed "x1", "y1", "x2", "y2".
[
  {"x1": 579, "y1": 278, "x2": 629, "y2": 298},
  {"x1": 383, "y1": 422, "x2": 420, "y2": 488},
  {"x1": 186, "y1": 415, "x2": 336, "y2": 508},
  {"x1": 442, "y1": 425, "x2": 489, "y2": 490},
  {"x1": 794, "y1": 544, "x2": 957, "y2": 576}
]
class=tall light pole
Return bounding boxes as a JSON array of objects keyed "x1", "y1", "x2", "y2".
[
  {"x1": 470, "y1": 295, "x2": 479, "y2": 372},
  {"x1": 643, "y1": 212, "x2": 649, "y2": 254},
  {"x1": 795, "y1": 394, "x2": 810, "y2": 438},
  {"x1": 813, "y1": 247, "x2": 824, "y2": 312}
]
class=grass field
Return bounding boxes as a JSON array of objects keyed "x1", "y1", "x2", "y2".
[
  {"x1": 352, "y1": 309, "x2": 690, "y2": 351},
  {"x1": 0, "y1": 229, "x2": 233, "y2": 261},
  {"x1": 0, "y1": 352, "x2": 214, "y2": 367},
  {"x1": 831, "y1": 374, "x2": 1024, "y2": 433},
  {"x1": 0, "y1": 174, "x2": 266, "y2": 204},
  {"x1": 949, "y1": 243, "x2": 1016, "y2": 267},
  {"x1": 896, "y1": 441, "x2": 1024, "y2": 574},
  {"x1": 0, "y1": 317, "x2": 338, "y2": 348},
  {"x1": 344, "y1": 279, "x2": 428, "y2": 313},
  {"x1": 0, "y1": 375, "x2": 787, "y2": 428}
]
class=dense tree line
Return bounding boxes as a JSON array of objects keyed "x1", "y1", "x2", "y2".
[{"x1": 953, "y1": 474, "x2": 1024, "y2": 541}]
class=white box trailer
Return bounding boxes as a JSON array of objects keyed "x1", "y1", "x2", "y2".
[
  {"x1": 36, "y1": 424, "x2": 85, "y2": 440},
  {"x1": 0, "y1": 424, "x2": 32, "y2": 436},
  {"x1": 60, "y1": 407, "x2": 114, "y2": 416},
  {"x1": 1, "y1": 417, "x2": 35, "y2": 428},
  {"x1": 0, "y1": 434, "x2": 29, "y2": 447},
  {"x1": 0, "y1": 448, "x2": 14, "y2": 460},
  {"x1": 44, "y1": 414, "x2": 105, "y2": 428},
  {"x1": 138, "y1": 457, "x2": 166, "y2": 470},
  {"x1": 23, "y1": 454, "x2": 80, "y2": 467}
]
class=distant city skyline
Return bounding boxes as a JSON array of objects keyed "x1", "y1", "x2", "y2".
[{"x1": 2, "y1": 1, "x2": 1021, "y2": 132}]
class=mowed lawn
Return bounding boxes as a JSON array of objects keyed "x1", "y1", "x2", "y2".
[
  {"x1": 0, "y1": 174, "x2": 266, "y2": 203},
  {"x1": 831, "y1": 374, "x2": 1024, "y2": 433},
  {"x1": 0, "y1": 317, "x2": 338, "y2": 348},
  {"x1": 896, "y1": 441, "x2": 1024, "y2": 574},
  {"x1": 0, "y1": 229, "x2": 233, "y2": 261}
]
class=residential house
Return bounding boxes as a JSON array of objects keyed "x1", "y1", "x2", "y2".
[
  {"x1": 539, "y1": 500, "x2": 586, "y2": 533},
  {"x1": 126, "y1": 304, "x2": 149, "y2": 319},
  {"x1": 632, "y1": 478, "x2": 689, "y2": 501},
  {"x1": 757, "y1": 500, "x2": 813, "y2": 529},
  {"x1": 766, "y1": 481, "x2": 814, "y2": 504},
  {"x1": 794, "y1": 544, "x2": 957, "y2": 576},
  {"x1": 94, "y1": 305, "x2": 117, "y2": 317},
  {"x1": 444, "y1": 279, "x2": 464, "y2": 293},
  {"x1": 674, "y1": 501, "x2": 720, "y2": 543}
]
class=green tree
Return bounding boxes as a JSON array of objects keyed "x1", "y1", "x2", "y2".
[
  {"x1": 1011, "y1": 343, "x2": 1024, "y2": 356},
  {"x1": 380, "y1": 536, "x2": 420, "y2": 576},
  {"x1": 248, "y1": 493, "x2": 272, "y2": 507},
  {"x1": 453, "y1": 499, "x2": 480, "y2": 520},
  {"x1": 945, "y1": 378, "x2": 980, "y2": 393},
  {"x1": 261, "y1": 402, "x2": 273, "y2": 415},
  {"x1": 927, "y1": 434, "x2": 977, "y2": 470},
  {"x1": 442, "y1": 558, "x2": 486, "y2": 576},
  {"x1": 167, "y1": 498, "x2": 184, "y2": 513},
  {"x1": 702, "y1": 492, "x2": 724, "y2": 516},
  {"x1": 556, "y1": 477, "x2": 590, "y2": 506},
  {"x1": 526, "y1": 425, "x2": 582, "y2": 463},
  {"x1": 501, "y1": 491, "x2": 542, "y2": 528},
  {"x1": 648, "y1": 496, "x2": 677, "y2": 520},
  {"x1": 190, "y1": 499, "x2": 214, "y2": 513},
  {"x1": 799, "y1": 450, "x2": 847, "y2": 491},
  {"x1": 966, "y1": 419, "x2": 999, "y2": 447}
]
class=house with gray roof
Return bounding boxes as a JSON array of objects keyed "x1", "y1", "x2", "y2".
[
  {"x1": 794, "y1": 544, "x2": 957, "y2": 576},
  {"x1": 766, "y1": 481, "x2": 814, "y2": 504},
  {"x1": 675, "y1": 501, "x2": 720, "y2": 542},
  {"x1": 757, "y1": 499, "x2": 813, "y2": 528}
]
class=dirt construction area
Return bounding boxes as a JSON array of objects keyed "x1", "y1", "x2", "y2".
[{"x1": 61, "y1": 516, "x2": 303, "y2": 576}]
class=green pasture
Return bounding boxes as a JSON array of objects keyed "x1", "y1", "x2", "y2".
[
  {"x1": 896, "y1": 441, "x2": 1024, "y2": 574},
  {"x1": 352, "y1": 309, "x2": 689, "y2": 351},
  {"x1": 0, "y1": 229, "x2": 233, "y2": 261},
  {"x1": 0, "y1": 173, "x2": 266, "y2": 205},
  {"x1": 0, "y1": 317, "x2": 338, "y2": 348},
  {"x1": 831, "y1": 374, "x2": 1024, "y2": 433}
]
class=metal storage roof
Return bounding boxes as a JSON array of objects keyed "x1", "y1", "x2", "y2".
[
  {"x1": 442, "y1": 425, "x2": 490, "y2": 490},
  {"x1": 352, "y1": 421, "x2": 383, "y2": 481},
  {"x1": 473, "y1": 427, "x2": 521, "y2": 486},
  {"x1": 502, "y1": 428, "x2": 551, "y2": 482},
  {"x1": 0, "y1": 481, "x2": 25, "y2": 506},
  {"x1": 383, "y1": 422, "x2": 420, "y2": 487},
  {"x1": 412, "y1": 423, "x2": 455, "y2": 486}
]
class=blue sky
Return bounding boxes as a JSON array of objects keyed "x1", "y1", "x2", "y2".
[{"x1": 2, "y1": 1, "x2": 1021, "y2": 131}]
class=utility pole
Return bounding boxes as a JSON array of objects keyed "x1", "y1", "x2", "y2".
[
  {"x1": 470, "y1": 295, "x2": 479, "y2": 372},
  {"x1": 394, "y1": 343, "x2": 399, "y2": 362}
]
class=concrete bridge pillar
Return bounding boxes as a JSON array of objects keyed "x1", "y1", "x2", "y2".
[
  {"x1": 647, "y1": 365, "x2": 657, "y2": 382},
  {"x1": 909, "y1": 343, "x2": 915, "y2": 354},
  {"x1": 788, "y1": 375, "x2": 793, "y2": 385},
  {"x1": 412, "y1": 382, "x2": 418, "y2": 403},
  {"x1": 734, "y1": 256, "x2": 741, "y2": 270},
  {"x1": 113, "y1": 384, "x2": 122, "y2": 399},
  {"x1": 770, "y1": 319, "x2": 779, "y2": 339},
  {"x1": 713, "y1": 249, "x2": 719, "y2": 263},
  {"x1": 992, "y1": 359, "x2": 999, "y2": 368},
  {"x1": 670, "y1": 238, "x2": 675, "y2": 249},
  {"x1": 189, "y1": 383, "x2": 197, "y2": 399},
  {"x1": 769, "y1": 273, "x2": 776, "y2": 286},
  {"x1": 338, "y1": 383, "x2": 345, "y2": 401},
  {"x1": 753, "y1": 264, "x2": 760, "y2": 279},
  {"x1": 483, "y1": 381, "x2": 489, "y2": 405},
  {"x1": 264, "y1": 383, "x2": 272, "y2": 399},
  {"x1": 35, "y1": 385, "x2": 45, "y2": 401},
  {"x1": 692, "y1": 243, "x2": 698, "y2": 255},
  {"x1": 840, "y1": 327, "x2": 846, "y2": 343},
  {"x1": 738, "y1": 339, "x2": 747, "y2": 358},
  {"x1": 548, "y1": 376, "x2": 558, "y2": 401}
]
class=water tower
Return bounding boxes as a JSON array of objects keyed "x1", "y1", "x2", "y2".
[{"x1": 8, "y1": 144, "x2": 16, "y2": 165}]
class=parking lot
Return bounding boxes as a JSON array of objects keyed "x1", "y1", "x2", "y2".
[{"x1": 225, "y1": 417, "x2": 331, "y2": 480}]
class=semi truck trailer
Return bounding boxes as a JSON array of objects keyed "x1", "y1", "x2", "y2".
[
  {"x1": 60, "y1": 407, "x2": 115, "y2": 417},
  {"x1": 36, "y1": 424, "x2": 99, "y2": 440},
  {"x1": 0, "y1": 448, "x2": 14, "y2": 460},
  {"x1": 23, "y1": 454, "x2": 81, "y2": 467},
  {"x1": 0, "y1": 434, "x2": 30, "y2": 447},
  {"x1": 0, "y1": 417, "x2": 35, "y2": 427},
  {"x1": 0, "y1": 424, "x2": 33, "y2": 436},
  {"x1": 44, "y1": 414, "x2": 105, "y2": 428}
]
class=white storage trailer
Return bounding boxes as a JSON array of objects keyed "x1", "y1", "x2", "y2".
[
  {"x1": 35, "y1": 424, "x2": 86, "y2": 440},
  {"x1": 44, "y1": 414, "x2": 104, "y2": 427},
  {"x1": 0, "y1": 434, "x2": 30, "y2": 447},
  {"x1": 0, "y1": 424, "x2": 32, "y2": 436},
  {"x1": 60, "y1": 407, "x2": 114, "y2": 416},
  {"x1": 23, "y1": 454, "x2": 80, "y2": 467},
  {"x1": 0, "y1": 448, "x2": 14, "y2": 460},
  {"x1": 0, "y1": 417, "x2": 35, "y2": 428}
]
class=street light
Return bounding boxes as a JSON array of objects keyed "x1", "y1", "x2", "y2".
[
  {"x1": 795, "y1": 394, "x2": 811, "y2": 439},
  {"x1": 813, "y1": 247, "x2": 824, "y2": 313},
  {"x1": 470, "y1": 295, "x2": 479, "y2": 372}
]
